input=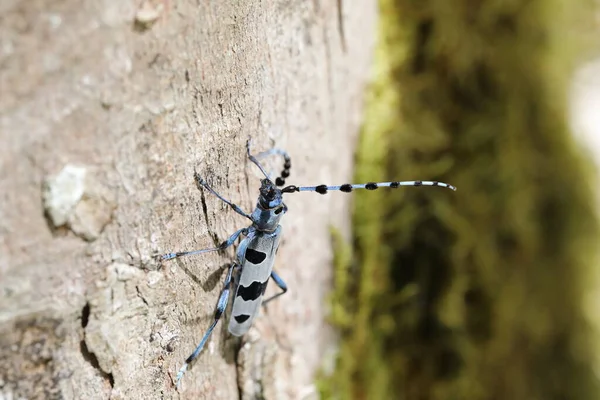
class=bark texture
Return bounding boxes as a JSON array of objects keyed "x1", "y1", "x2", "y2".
[{"x1": 0, "y1": 1, "x2": 377, "y2": 399}]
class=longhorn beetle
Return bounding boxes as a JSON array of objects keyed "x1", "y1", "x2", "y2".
[{"x1": 158, "y1": 139, "x2": 456, "y2": 386}]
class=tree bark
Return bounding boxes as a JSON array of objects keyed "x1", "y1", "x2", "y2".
[{"x1": 0, "y1": 1, "x2": 377, "y2": 399}]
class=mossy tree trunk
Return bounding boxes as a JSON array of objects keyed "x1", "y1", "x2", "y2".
[{"x1": 322, "y1": 1, "x2": 600, "y2": 399}]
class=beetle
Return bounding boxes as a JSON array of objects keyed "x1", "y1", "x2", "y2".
[{"x1": 157, "y1": 139, "x2": 456, "y2": 385}]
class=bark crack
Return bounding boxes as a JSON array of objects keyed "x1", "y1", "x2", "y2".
[
  {"x1": 336, "y1": 0, "x2": 347, "y2": 52},
  {"x1": 80, "y1": 302, "x2": 115, "y2": 388},
  {"x1": 136, "y1": 286, "x2": 149, "y2": 306},
  {"x1": 199, "y1": 187, "x2": 220, "y2": 247}
]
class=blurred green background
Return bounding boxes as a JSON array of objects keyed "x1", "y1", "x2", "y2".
[{"x1": 319, "y1": 0, "x2": 600, "y2": 399}]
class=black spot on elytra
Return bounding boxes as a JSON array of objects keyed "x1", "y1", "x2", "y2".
[
  {"x1": 245, "y1": 248, "x2": 267, "y2": 264},
  {"x1": 415, "y1": 181, "x2": 423, "y2": 186},
  {"x1": 390, "y1": 182, "x2": 399, "y2": 188},
  {"x1": 234, "y1": 314, "x2": 250, "y2": 323},
  {"x1": 340, "y1": 184, "x2": 353, "y2": 192},
  {"x1": 274, "y1": 207, "x2": 283, "y2": 215},
  {"x1": 433, "y1": 181, "x2": 439, "y2": 186},
  {"x1": 237, "y1": 280, "x2": 269, "y2": 301},
  {"x1": 365, "y1": 182, "x2": 378, "y2": 190},
  {"x1": 316, "y1": 185, "x2": 328, "y2": 194}
]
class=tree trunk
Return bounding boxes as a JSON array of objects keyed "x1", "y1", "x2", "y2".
[{"x1": 0, "y1": 1, "x2": 377, "y2": 398}]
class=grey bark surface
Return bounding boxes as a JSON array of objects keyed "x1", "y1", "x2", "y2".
[{"x1": 0, "y1": 1, "x2": 376, "y2": 399}]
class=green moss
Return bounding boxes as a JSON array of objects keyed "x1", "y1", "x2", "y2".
[
  {"x1": 320, "y1": 0, "x2": 600, "y2": 399},
  {"x1": 316, "y1": 227, "x2": 355, "y2": 400}
]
